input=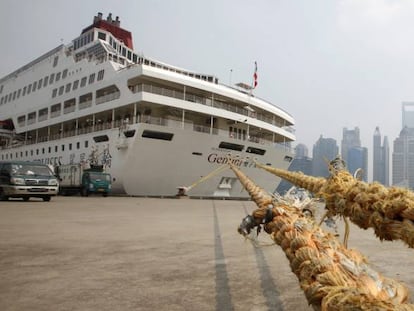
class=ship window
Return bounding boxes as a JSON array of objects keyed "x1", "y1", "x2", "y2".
[
  {"x1": 61, "y1": 144, "x2": 65, "y2": 151},
  {"x1": 33, "y1": 81, "x2": 37, "y2": 91},
  {"x1": 98, "y1": 32, "x2": 106, "y2": 40},
  {"x1": 17, "y1": 89, "x2": 21, "y2": 98},
  {"x1": 48, "y1": 147, "x2": 51, "y2": 153},
  {"x1": 62, "y1": 69, "x2": 68, "y2": 79},
  {"x1": 0, "y1": 85, "x2": 2, "y2": 93},
  {"x1": 88, "y1": 73, "x2": 95, "y2": 84},
  {"x1": 0, "y1": 97, "x2": 3, "y2": 105},
  {"x1": 80, "y1": 77, "x2": 87, "y2": 87},
  {"x1": 28, "y1": 112, "x2": 36, "y2": 120},
  {"x1": 18, "y1": 115, "x2": 25, "y2": 125},
  {"x1": 85, "y1": 141, "x2": 89, "y2": 148},
  {"x1": 127, "y1": 51, "x2": 132, "y2": 60},
  {"x1": 38, "y1": 79, "x2": 42, "y2": 89},
  {"x1": 97, "y1": 70, "x2": 104, "y2": 81},
  {"x1": 246, "y1": 147, "x2": 266, "y2": 155},
  {"x1": 42, "y1": 148, "x2": 45, "y2": 154},
  {"x1": 73, "y1": 80, "x2": 79, "y2": 90},
  {"x1": 76, "y1": 142, "x2": 80, "y2": 149},
  {"x1": 63, "y1": 99, "x2": 76, "y2": 113},
  {"x1": 38, "y1": 108, "x2": 48, "y2": 121},
  {"x1": 133, "y1": 54, "x2": 137, "y2": 63},
  {"x1": 22, "y1": 86, "x2": 26, "y2": 96},
  {"x1": 53, "y1": 56, "x2": 58, "y2": 67},
  {"x1": 36, "y1": 149, "x2": 39, "y2": 155},
  {"x1": 69, "y1": 143, "x2": 72, "y2": 150},
  {"x1": 52, "y1": 88, "x2": 57, "y2": 98},
  {"x1": 43, "y1": 76, "x2": 49, "y2": 87},
  {"x1": 25, "y1": 150, "x2": 28, "y2": 156},
  {"x1": 50, "y1": 73, "x2": 55, "y2": 84},
  {"x1": 12, "y1": 91, "x2": 16, "y2": 100},
  {"x1": 142, "y1": 130, "x2": 174, "y2": 141},
  {"x1": 27, "y1": 84, "x2": 32, "y2": 94},
  {"x1": 55, "y1": 146, "x2": 58, "y2": 152},
  {"x1": 65, "y1": 83, "x2": 71, "y2": 93},
  {"x1": 51, "y1": 103, "x2": 61, "y2": 113},
  {"x1": 218, "y1": 142, "x2": 244, "y2": 151},
  {"x1": 58, "y1": 86, "x2": 64, "y2": 96},
  {"x1": 93, "y1": 135, "x2": 109, "y2": 142},
  {"x1": 123, "y1": 130, "x2": 136, "y2": 138},
  {"x1": 56, "y1": 72, "x2": 61, "y2": 82}
]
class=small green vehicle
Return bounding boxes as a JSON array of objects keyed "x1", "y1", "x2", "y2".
[{"x1": 57, "y1": 164, "x2": 111, "y2": 197}]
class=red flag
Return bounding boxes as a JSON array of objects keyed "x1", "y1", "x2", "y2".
[{"x1": 253, "y1": 61, "x2": 258, "y2": 89}]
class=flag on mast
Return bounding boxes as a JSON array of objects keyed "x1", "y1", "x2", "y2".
[{"x1": 253, "y1": 61, "x2": 258, "y2": 89}]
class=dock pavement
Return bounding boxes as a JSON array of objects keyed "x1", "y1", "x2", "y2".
[{"x1": 0, "y1": 196, "x2": 413, "y2": 311}]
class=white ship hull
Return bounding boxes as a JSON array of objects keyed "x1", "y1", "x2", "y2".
[{"x1": 0, "y1": 122, "x2": 292, "y2": 198}]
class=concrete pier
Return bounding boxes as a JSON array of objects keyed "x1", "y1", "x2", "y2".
[{"x1": 0, "y1": 196, "x2": 413, "y2": 310}]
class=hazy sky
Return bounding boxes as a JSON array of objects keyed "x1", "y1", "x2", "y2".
[{"x1": 1, "y1": 0, "x2": 414, "y2": 179}]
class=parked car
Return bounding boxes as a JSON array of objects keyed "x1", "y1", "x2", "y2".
[{"x1": 0, "y1": 161, "x2": 59, "y2": 201}]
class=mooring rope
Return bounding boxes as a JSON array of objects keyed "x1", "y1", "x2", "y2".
[
  {"x1": 255, "y1": 160, "x2": 414, "y2": 248},
  {"x1": 229, "y1": 162, "x2": 414, "y2": 310}
]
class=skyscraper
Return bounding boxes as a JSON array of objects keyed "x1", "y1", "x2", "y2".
[
  {"x1": 341, "y1": 127, "x2": 368, "y2": 178},
  {"x1": 295, "y1": 143, "x2": 308, "y2": 158},
  {"x1": 347, "y1": 146, "x2": 368, "y2": 181},
  {"x1": 373, "y1": 126, "x2": 390, "y2": 185},
  {"x1": 402, "y1": 102, "x2": 414, "y2": 128},
  {"x1": 392, "y1": 127, "x2": 414, "y2": 188},
  {"x1": 312, "y1": 135, "x2": 339, "y2": 177},
  {"x1": 392, "y1": 103, "x2": 414, "y2": 189},
  {"x1": 341, "y1": 127, "x2": 361, "y2": 163}
]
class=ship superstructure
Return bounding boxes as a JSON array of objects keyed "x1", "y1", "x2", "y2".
[{"x1": 0, "y1": 13, "x2": 295, "y2": 197}]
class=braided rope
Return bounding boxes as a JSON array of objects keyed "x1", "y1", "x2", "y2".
[
  {"x1": 230, "y1": 163, "x2": 414, "y2": 310},
  {"x1": 255, "y1": 161, "x2": 414, "y2": 248}
]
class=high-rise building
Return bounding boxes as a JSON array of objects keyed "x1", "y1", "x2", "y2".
[
  {"x1": 373, "y1": 126, "x2": 390, "y2": 185},
  {"x1": 347, "y1": 146, "x2": 368, "y2": 181},
  {"x1": 341, "y1": 127, "x2": 368, "y2": 178},
  {"x1": 402, "y1": 102, "x2": 414, "y2": 128},
  {"x1": 392, "y1": 127, "x2": 414, "y2": 188},
  {"x1": 312, "y1": 135, "x2": 339, "y2": 177},
  {"x1": 392, "y1": 103, "x2": 414, "y2": 189},
  {"x1": 295, "y1": 143, "x2": 308, "y2": 158},
  {"x1": 341, "y1": 127, "x2": 361, "y2": 163}
]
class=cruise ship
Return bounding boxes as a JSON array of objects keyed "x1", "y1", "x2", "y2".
[{"x1": 0, "y1": 13, "x2": 295, "y2": 198}]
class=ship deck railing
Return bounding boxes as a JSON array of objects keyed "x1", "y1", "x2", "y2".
[
  {"x1": 1, "y1": 116, "x2": 291, "y2": 152},
  {"x1": 131, "y1": 83, "x2": 294, "y2": 131}
]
